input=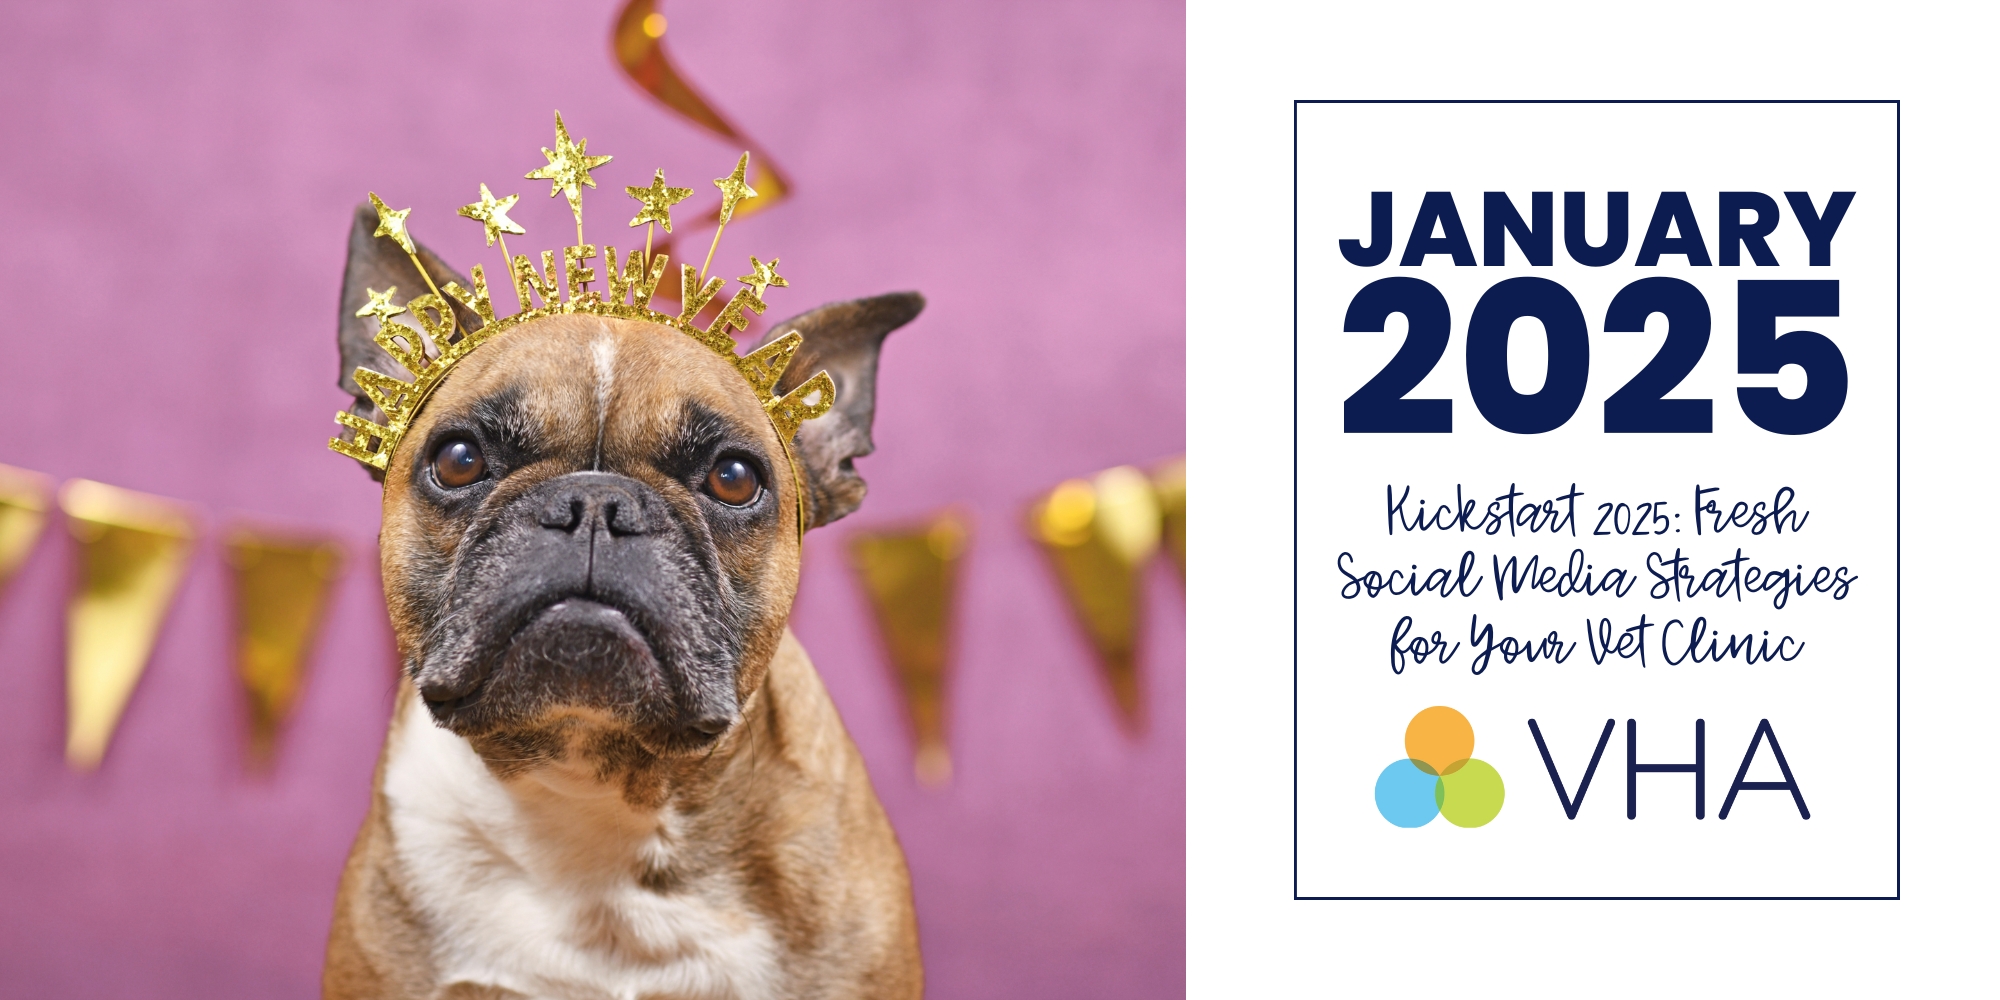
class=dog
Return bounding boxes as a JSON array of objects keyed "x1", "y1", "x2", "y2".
[{"x1": 321, "y1": 206, "x2": 925, "y2": 1000}]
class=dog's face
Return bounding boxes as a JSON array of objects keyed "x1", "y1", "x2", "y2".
[
  {"x1": 334, "y1": 207, "x2": 922, "y2": 794},
  {"x1": 384, "y1": 315, "x2": 796, "y2": 773}
]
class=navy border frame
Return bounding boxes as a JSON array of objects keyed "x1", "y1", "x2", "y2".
[{"x1": 1290, "y1": 99, "x2": 1901, "y2": 902}]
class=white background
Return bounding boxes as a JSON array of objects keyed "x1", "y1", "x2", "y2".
[
  {"x1": 1296, "y1": 102, "x2": 1895, "y2": 897},
  {"x1": 1189, "y1": 2, "x2": 1994, "y2": 993}
]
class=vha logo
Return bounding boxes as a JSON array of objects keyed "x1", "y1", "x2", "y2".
[
  {"x1": 1527, "y1": 718, "x2": 1811, "y2": 820},
  {"x1": 1373, "y1": 706, "x2": 1505, "y2": 828}
]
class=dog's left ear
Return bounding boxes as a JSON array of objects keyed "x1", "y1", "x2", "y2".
[{"x1": 756, "y1": 292, "x2": 925, "y2": 528}]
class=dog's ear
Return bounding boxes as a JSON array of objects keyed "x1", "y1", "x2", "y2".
[
  {"x1": 335, "y1": 203, "x2": 481, "y2": 478},
  {"x1": 758, "y1": 292, "x2": 925, "y2": 528}
]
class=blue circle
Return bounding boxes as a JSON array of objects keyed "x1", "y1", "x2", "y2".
[{"x1": 1374, "y1": 758, "x2": 1440, "y2": 828}]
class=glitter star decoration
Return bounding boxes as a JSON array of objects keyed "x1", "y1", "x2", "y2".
[
  {"x1": 736, "y1": 256, "x2": 787, "y2": 299},
  {"x1": 626, "y1": 169, "x2": 694, "y2": 231},
  {"x1": 356, "y1": 286, "x2": 404, "y2": 321},
  {"x1": 456, "y1": 184, "x2": 526, "y2": 247},
  {"x1": 714, "y1": 152, "x2": 757, "y2": 225},
  {"x1": 525, "y1": 110, "x2": 613, "y2": 224},
  {"x1": 368, "y1": 193, "x2": 415, "y2": 256}
]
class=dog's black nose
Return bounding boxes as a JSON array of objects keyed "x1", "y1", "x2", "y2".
[{"x1": 534, "y1": 472, "x2": 653, "y2": 535}]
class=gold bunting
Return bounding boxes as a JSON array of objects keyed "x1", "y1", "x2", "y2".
[
  {"x1": 61, "y1": 480, "x2": 195, "y2": 770},
  {"x1": 0, "y1": 445, "x2": 1191, "y2": 764},
  {"x1": 1152, "y1": 457, "x2": 1186, "y2": 582},
  {"x1": 1031, "y1": 467, "x2": 1162, "y2": 732},
  {"x1": 848, "y1": 511, "x2": 969, "y2": 787},
  {"x1": 225, "y1": 529, "x2": 343, "y2": 764},
  {"x1": 0, "y1": 464, "x2": 52, "y2": 589}
]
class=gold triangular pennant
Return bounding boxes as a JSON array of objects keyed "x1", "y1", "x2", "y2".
[
  {"x1": 848, "y1": 511, "x2": 968, "y2": 787},
  {"x1": 61, "y1": 480, "x2": 195, "y2": 770},
  {"x1": 225, "y1": 528, "x2": 343, "y2": 765},
  {"x1": 1152, "y1": 457, "x2": 1185, "y2": 582},
  {"x1": 0, "y1": 463, "x2": 52, "y2": 589},
  {"x1": 1031, "y1": 466, "x2": 1161, "y2": 732}
]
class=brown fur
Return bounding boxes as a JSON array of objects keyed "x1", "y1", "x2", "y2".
[{"x1": 323, "y1": 233, "x2": 923, "y2": 996}]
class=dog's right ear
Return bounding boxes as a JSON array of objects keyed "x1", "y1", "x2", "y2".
[{"x1": 335, "y1": 203, "x2": 479, "y2": 479}]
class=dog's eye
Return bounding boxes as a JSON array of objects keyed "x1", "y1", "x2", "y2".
[
  {"x1": 432, "y1": 438, "x2": 486, "y2": 489},
  {"x1": 704, "y1": 457, "x2": 759, "y2": 506}
]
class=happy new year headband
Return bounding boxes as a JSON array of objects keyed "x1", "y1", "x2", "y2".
[{"x1": 329, "y1": 111, "x2": 835, "y2": 496}]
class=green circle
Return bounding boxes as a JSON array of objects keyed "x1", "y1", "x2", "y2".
[{"x1": 1434, "y1": 758, "x2": 1505, "y2": 828}]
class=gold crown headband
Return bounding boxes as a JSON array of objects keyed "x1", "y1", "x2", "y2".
[{"x1": 330, "y1": 112, "x2": 834, "y2": 530}]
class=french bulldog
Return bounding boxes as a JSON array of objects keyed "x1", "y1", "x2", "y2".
[{"x1": 320, "y1": 206, "x2": 925, "y2": 1000}]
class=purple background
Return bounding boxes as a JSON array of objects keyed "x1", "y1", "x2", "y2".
[{"x1": 0, "y1": 1, "x2": 1184, "y2": 996}]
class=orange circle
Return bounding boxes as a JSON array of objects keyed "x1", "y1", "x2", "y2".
[{"x1": 1405, "y1": 706, "x2": 1474, "y2": 776}]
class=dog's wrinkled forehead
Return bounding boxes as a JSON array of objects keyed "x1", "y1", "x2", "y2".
[{"x1": 411, "y1": 313, "x2": 779, "y2": 474}]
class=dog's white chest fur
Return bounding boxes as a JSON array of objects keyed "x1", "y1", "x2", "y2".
[{"x1": 382, "y1": 698, "x2": 781, "y2": 1000}]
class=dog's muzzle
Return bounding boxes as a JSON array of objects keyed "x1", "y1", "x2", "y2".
[{"x1": 414, "y1": 471, "x2": 741, "y2": 748}]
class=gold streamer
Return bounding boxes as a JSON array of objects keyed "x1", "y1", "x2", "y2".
[
  {"x1": 612, "y1": 0, "x2": 792, "y2": 236},
  {"x1": 848, "y1": 511, "x2": 969, "y2": 787},
  {"x1": 0, "y1": 463, "x2": 52, "y2": 589},
  {"x1": 1031, "y1": 467, "x2": 1162, "y2": 732},
  {"x1": 1152, "y1": 457, "x2": 1186, "y2": 582},
  {"x1": 226, "y1": 529, "x2": 343, "y2": 765},
  {"x1": 61, "y1": 480, "x2": 196, "y2": 770}
]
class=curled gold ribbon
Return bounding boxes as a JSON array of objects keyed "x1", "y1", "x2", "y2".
[{"x1": 612, "y1": 0, "x2": 792, "y2": 226}]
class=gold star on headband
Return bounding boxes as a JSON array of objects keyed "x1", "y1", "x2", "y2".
[
  {"x1": 368, "y1": 193, "x2": 415, "y2": 256},
  {"x1": 626, "y1": 169, "x2": 694, "y2": 231},
  {"x1": 714, "y1": 152, "x2": 757, "y2": 225},
  {"x1": 456, "y1": 184, "x2": 525, "y2": 247},
  {"x1": 356, "y1": 286, "x2": 404, "y2": 321},
  {"x1": 526, "y1": 110, "x2": 612, "y2": 225},
  {"x1": 736, "y1": 256, "x2": 787, "y2": 299}
]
